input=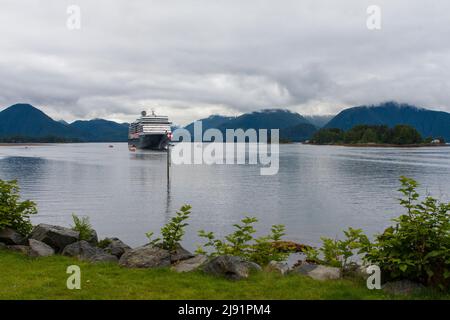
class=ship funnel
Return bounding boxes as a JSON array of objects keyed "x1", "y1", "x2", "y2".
[{"x1": 141, "y1": 111, "x2": 147, "y2": 117}]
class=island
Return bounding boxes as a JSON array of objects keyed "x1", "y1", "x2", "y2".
[{"x1": 307, "y1": 124, "x2": 447, "y2": 147}]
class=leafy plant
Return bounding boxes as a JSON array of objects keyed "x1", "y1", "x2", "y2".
[
  {"x1": 249, "y1": 224, "x2": 291, "y2": 265},
  {"x1": 361, "y1": 176, "x2": 450, "y2": 288},
  {"x1": 97, "y1": 238, "x2": 112, "y2": 249},
  {"x1": 303, "y1": 246, "x2": 320, "y2": 264},
  {"x1": 71, "y1": 213, "x2": 93, "y2": 241},
  {"x1": 196, "y1": 217, "x2": 257, "y2": 258},
  {"x1": 303, "y1": 227, "x2": 368, "y2": 269},
  {"x1": 196, "y1": 217, "x2": 293, "y2": 265},
  {"x1": 146, "y1": 204, "x2": 192, "y2": 251},
  {"x1": 0, "y1": 179, "x2": 37, "y2": 235}
]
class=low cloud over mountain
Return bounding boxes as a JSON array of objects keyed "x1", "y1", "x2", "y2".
[{"x1": 1, "y1": 1, "x2": 450, "y2": 125}]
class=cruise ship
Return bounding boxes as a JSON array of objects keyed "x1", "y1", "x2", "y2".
[{"x1": 128, "y1": 110, "x2": 172, "y2": 150}]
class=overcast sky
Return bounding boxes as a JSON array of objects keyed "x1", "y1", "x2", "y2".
[{"x1": 1, "y1": 0, "x2": 450, "y2": 125}]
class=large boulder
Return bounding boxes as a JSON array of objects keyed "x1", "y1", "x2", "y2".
[
  {"x1": 170, "y1": 245, "x2": 195, "y2": 263},
  {"x1": 382, "y1": 280, "x2": 425, "y2": 295},
  {"x1": 89, "y1": 252, "x2": 119, "y2": 263},
  {"x1": 62, "y1": 240, "x2": 117, "y2": 263},
  {"x1": 28, "y1": 239, "x2": 55, "y2": 257},
  {"x1": 292, "y1": 263, "x2": 341, "y2": 281},
  {"x1": 119, "y1": 245, "x2": 171, "y2": 268},
  {"x1": 30, "y1": 224, "x2": 79, "y2": 253},
  {"x1": 101, "y1": 237, "x2": 131, "y2": 258},
  {"x1": 172, "y1": 255, "x2": 208, "y2": 273},
  {"x1": 265, "y1": 261, "x2": 290, "y2": 275},
  {"x1": 0, "y1": 228, "x2": 25, "y2": 245},
  {"x1": 203, "y1": 255, "x2": 262, "y2": 280}
]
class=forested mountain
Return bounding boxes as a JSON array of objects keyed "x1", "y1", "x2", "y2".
[
  {"x1": 0, "y1": 104, "x2": 128, "y2": 142},
  {"x1": 185, "y1": 109, "x2": 317, "y2": 142},
  {"x1": 325, "y1": 102, "x2": 450, "y2": 140}
]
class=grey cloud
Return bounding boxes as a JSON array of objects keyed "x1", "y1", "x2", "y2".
[{"x1": 1, "y1": 0, "x2": 450, "y2": 125}]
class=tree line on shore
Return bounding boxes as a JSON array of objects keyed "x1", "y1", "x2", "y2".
[{"x1": 310, "y1": 124, "x2": 446, "y2": 145}]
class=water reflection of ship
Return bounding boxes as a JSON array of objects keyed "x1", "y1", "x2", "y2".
[{"x1": 128, "y1": 150, "x2": 172, "y2": 218}]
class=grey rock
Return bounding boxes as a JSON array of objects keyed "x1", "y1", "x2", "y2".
[
  {"x1": 62, "y1": 240, "x2": 93, "y2": 258},
  {"x1": 102, "y1": 237, "x2": 131, "y2": 258},
  {"x1": 119, "y1": 245, "x2": 171, "y2": 268},
  {"x1": 7, "y1": 245, "x2": 30, "y2": 255},
  {"x1": 0, "y1": 228, "x2": 25, "y2": 245},
  {"x1": 172, "y1": 255, "x2": 208, "y2": 273},
  {"x1": 293, "y1": 263, "x2": 341, "y2": 281},
  {"x1": 89, "y1": 252, "x2": 119, "y2": 263},
  {"x1": 30, "y1": 224, "x2": 79, "y2": 253},
  {"x1": 86, "y1": 230, "x2": 98, "y2": 246},
  {"x1": 170, "y1": 245, "x2": 195, "y2": 263},
  {"x1": 203, "y1": 255, "x2": 262, "y2": 280},
  {"x1": 382, "y1": 280, "x2": 425, "y2": 295},
  {"x1": 62, "y1": 240, "x2": 117, "y2": 263},
  {"x1": 265, "y1": 261, "x2": 290, "y2": 275},
  {"x1": 0, "y1": 242, "x2": 6, "y2": 250},
  {"x1": 28, "y1": 239, "x2": 55, "y2": 257}
]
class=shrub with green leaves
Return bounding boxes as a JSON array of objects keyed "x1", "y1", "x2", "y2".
[
  {"x1": 305, "y1": 227, "x2": 368, "y2": 269},
  {"x1": 308, "y1": 177, "x2": 450, "y2": 289},
  {"x1": 196, "y1": 217, "x2": 292, "y2": 265},
  {"x1": 97, "y1": 238, "x2": 112, "y2": 249},
  {"x1": 361, "y1": 176, "x2": 450, "y2": 288},
  {"x1": 71, "y1": 213, "x2": 93, "y2": 241},
  {"x1": 249, "y1": 224, "x2": 290, "y2": 265},
  {"x1": 146, "y1": 204, "x2": 192, "y2": 251},
  {"x1": 0, "y1": 179, "x2": 37, "y2": 235}
]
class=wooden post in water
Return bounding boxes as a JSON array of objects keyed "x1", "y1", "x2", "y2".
[{"x1": 166, "y1": 145, "x2": 171, "y2": 183}]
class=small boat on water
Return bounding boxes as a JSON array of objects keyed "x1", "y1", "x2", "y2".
[{"x1": 128, "y1": 110, "x2": 172, "y2": 150}]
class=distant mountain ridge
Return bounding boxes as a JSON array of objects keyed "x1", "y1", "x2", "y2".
[
  {"x1": 0, "y1": 104, "x2": 128, "y2": 142},
  {"x1": 185, "y1": 109, "x2": 317, "y2": 142},
  {"x1": 185, "y1": 115, "x2": 235, "y2": 134},
  {"x1": 70, "y1": 119, "x2": 128, "y2": 142},
  {"x1": 2, "y1": 102, "x2": 449, "y2": 143},
  {"x1": 0, "y1": 104, "x2": 81, "y2": 140},
  {"x1": 325, "y1": 102, "x2": 450, "y2": 140},
  {"x1": 304, "y1": 115, "x2": 335, "y2": 128}
]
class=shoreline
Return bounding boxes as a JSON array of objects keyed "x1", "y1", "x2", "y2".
[
  {"x1": 304, "y1": 142, "x2": 449, "y2": 148},
  {"x1": 0, "y1": 143, "x2": 55, "y2": 146}
]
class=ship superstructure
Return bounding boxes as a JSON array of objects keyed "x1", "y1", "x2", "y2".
[{"x1": 128, "y1": 110, "x2": 172, "y2": 150}]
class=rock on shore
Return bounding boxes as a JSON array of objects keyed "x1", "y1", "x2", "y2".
[
  {"x1": 170, "y1": 244, "x2": 195, "y2": 263},
  {"x1": 0, "y1": 228, "x2": 25, "y2": 245},
  {"x1": 292, "y1": 263, "x2": 341, "y2": 281},
  {"x1": 62, "y1": 240, "x2": 117, "y2": 263},
  {"x1": 30, "y1": 224, "x2": 79, "y2": 253},
  {"x1": 172, "y1": 255, "x2": 208, "y2": 273},
  {"x1": 203, "y1": 255, "x2": 262, "y2": 280},
  {"x1": 28, "y1": 239, "x2": 55, "y2": 257},
  {"x1": 102, "y1": 237, "x2": 131, "y2": 258},
  {"x1": 119, "y1": 245, "x2": 171, "y2": 268},
  {"x1": 265, "y1": 261, "x2": 290, "y2": 275}
]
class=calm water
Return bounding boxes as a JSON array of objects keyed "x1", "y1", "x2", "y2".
[{"x1": 0, "y1": 143, "x2": 449, "y2": 251}]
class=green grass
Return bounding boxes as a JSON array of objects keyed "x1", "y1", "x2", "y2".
[{"x1": 0, "y1": 250, "x2": 447, "y2": 300}]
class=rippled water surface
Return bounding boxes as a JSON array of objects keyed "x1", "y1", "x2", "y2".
[{"x1": 1, "y1": 143, "x2": 449, "y2": 250}]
